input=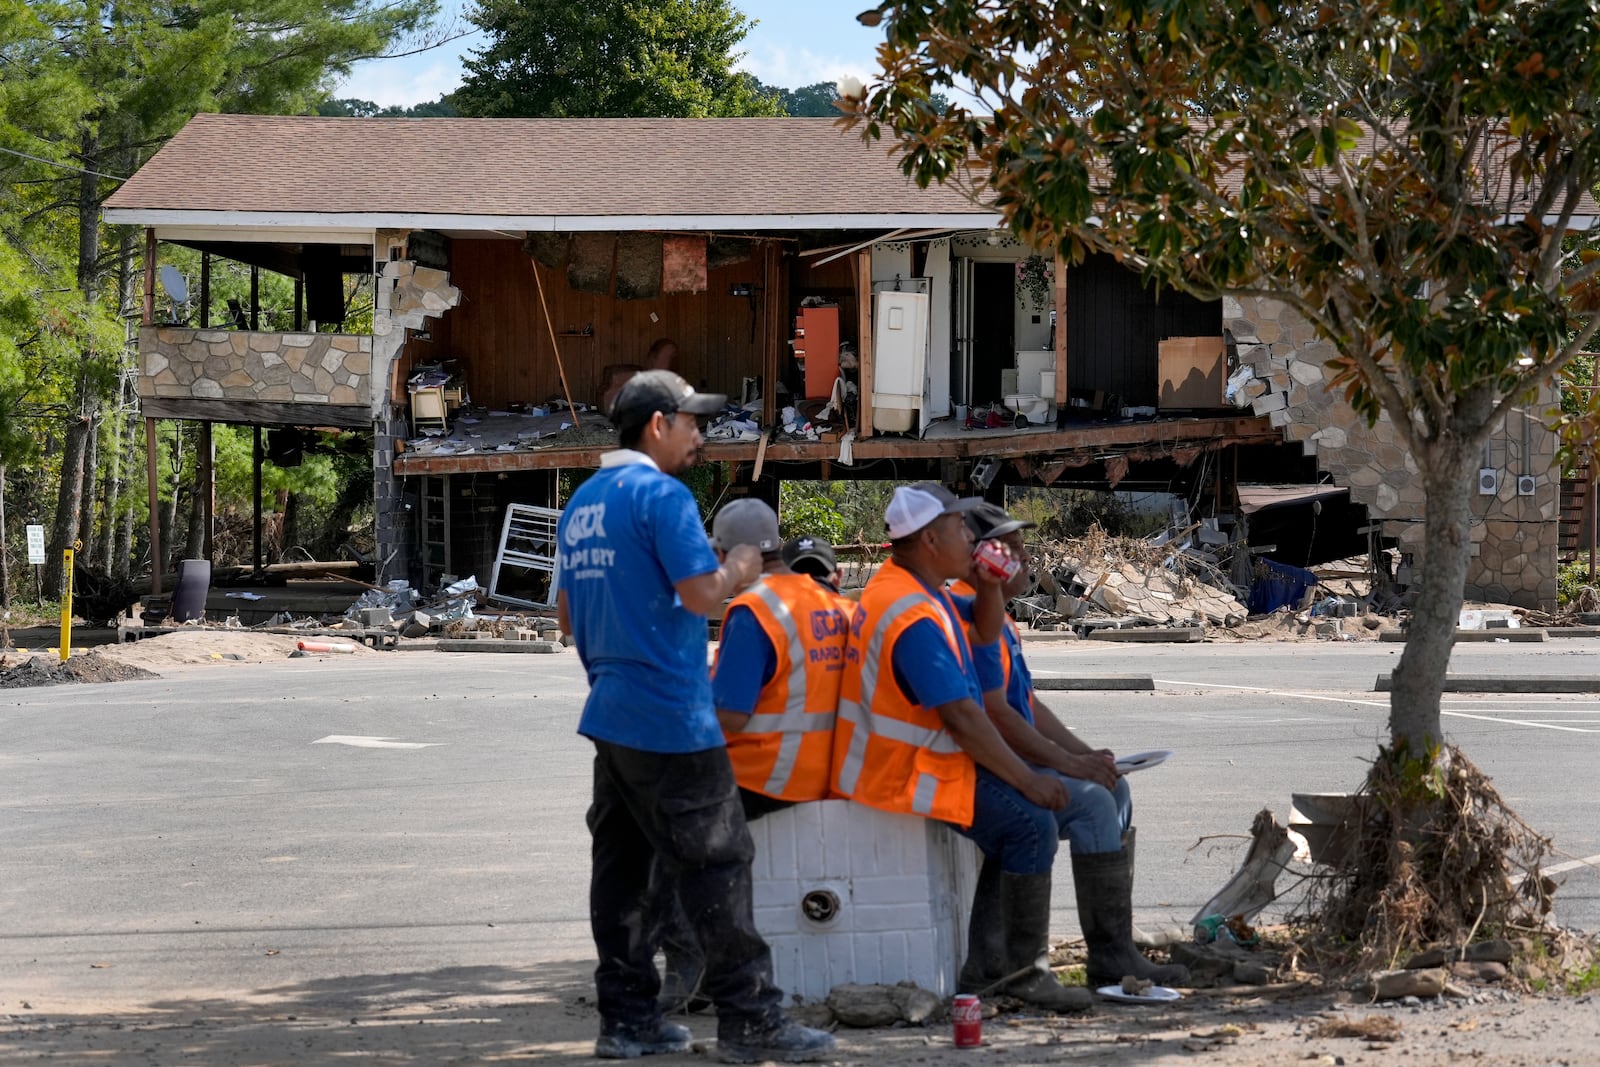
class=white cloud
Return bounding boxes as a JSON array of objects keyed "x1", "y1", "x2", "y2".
[{"x1": 736, "y1": 41, "x2": 880, "y2": 91}]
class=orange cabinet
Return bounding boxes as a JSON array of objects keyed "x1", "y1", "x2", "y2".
[{"x1": 793, "y1": 305, "x2": 840, "y2": 400}]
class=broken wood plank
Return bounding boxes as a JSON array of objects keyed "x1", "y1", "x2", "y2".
[{"x1": 1191, "y1": 808, "x2": 1295, "y2": 926}]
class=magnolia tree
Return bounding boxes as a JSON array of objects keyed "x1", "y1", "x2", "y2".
[{"x1": 845, "y1": 0, "x2": 1600, "y2": 762}]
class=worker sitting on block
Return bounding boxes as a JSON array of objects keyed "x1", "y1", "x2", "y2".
[
  {"x1": 711, "y1": 499, "x2": 853, "y2": 818},
  {"x1": 957, "y1": 502, "x2": 1189, "y2": 995},
  {"x1": 658, "y1": 499, "x2": 853, "y2": 1014},
  {"x1": 832, "y1": 482, "x2": 1087, "y2": 1012}
]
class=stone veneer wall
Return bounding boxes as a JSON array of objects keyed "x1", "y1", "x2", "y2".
[
  {"x1": 139, "y1": 328, "x2": 372, "y2": 405},
  {"x1": 371, "y1": 231, "x2": 464, "y2": 587},
  {"x1": 1225, "y1": 295, "x2": 1560, "y2": 608}
]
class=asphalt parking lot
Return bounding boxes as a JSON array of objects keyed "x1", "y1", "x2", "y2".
[{"x1": 1, "y1": 639, "x2": 1595, "y2": 1012}]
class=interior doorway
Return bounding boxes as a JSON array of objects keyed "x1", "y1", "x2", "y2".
[{"x1": 970, "y1": 261, "x2": 1014, "y2": 406}]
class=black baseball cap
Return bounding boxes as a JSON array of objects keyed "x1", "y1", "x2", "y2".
[
  {"x1": 608, "y1": 369, "x2": 725, "y2": 433},
  {"x1": 782, "y1": 535, "x2": 837, "y2": 577},
  {"x1": 965, "y1": 501, "x2": 1035, "y2": 541}
]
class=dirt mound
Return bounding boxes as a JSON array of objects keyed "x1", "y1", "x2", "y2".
[
  {"x1": 96, "y1": 629, "x2": 375, "y2": 668},
  {"x1": 0, "y1": 651, "x2": 158, "y2": 688}
]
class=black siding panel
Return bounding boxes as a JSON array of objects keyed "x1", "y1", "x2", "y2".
[{"x1": 1066, "y1": 253, "x2": 1222, "y2": 406}]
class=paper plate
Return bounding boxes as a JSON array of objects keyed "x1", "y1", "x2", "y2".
[
  {"x1": 1095, "y1": 984, "x2": 1182, "y2": 1003},
  {"x1": 1114, "y1": 749, "x2": 1174, "y2": 774}
]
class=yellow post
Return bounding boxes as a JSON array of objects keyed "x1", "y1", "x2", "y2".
[{"x1": 59, "y1": 545, "x2": 75, "y2": 662}]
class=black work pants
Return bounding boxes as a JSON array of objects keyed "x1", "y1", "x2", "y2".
[
  {"x1": 653, "y1": 789, "x2": 795, "y2": 976},
  {"x1": 587, "y1": 739, "x2": 783, "y2": 1034}
]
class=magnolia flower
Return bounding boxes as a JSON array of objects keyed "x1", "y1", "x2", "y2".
[{"x1": 835, "y1": 75, "x2": 865, "y2": 101}]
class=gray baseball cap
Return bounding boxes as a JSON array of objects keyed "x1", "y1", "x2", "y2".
[{"x1": 711, "y1": 498, "x2": 781, "y2": 553}]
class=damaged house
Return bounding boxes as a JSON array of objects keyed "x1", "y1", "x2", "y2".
[{"x1": 103, "y1": 114, "x2": 1586, "y2": 610}]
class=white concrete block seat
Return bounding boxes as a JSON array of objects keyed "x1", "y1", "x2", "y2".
[{"x1": 748, "y1": 798, "x2": 979, "y2": 1002}]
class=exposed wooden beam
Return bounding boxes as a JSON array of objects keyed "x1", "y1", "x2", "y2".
[
  {"x1": 393, "y1": 415, "x2": 1278, "y2": 475},
  {"x1": 141, "y1": 397, "x2": 372, "y2": 429},
  {"x1": 856, "y1": 250, "x2": 874, "y2": 438}
]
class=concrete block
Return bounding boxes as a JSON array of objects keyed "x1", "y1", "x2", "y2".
[{"x1": 749, "y1": 799, "x2": 978, "y2": 1003}]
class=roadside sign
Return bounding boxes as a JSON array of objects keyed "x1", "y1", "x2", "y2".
[{"x1": 25, "y1": 525, "x2": 44, "y2": 565}]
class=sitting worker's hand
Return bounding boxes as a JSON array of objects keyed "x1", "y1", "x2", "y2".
[
  {"x1": 1021, "y1": 770, "x2": 1071, "y2": 810},
  {"x1": 724, "y1": 544, "x2": 763, "y2": 591},
  {"x1": 1058, "y1": 752, "x2": 1119, "y2": 791}
]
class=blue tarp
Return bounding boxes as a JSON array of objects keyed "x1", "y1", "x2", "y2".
[{"x1": 1247, "y1": 558, "x2": 1318, "y2": 615}]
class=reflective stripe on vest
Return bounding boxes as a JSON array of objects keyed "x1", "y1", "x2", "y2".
[
  {"x1": 742, "y1": 579, "x2": 838, "y2": 795},
  {"x1": 720, "y1": 574, "x2": 846, "y2": 802},
  {"x1": 835, "y1": 591, "x2": 964, "y2": 801}
]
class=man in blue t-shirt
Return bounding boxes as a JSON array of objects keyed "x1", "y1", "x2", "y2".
[{"x1": 557, "y1": 370, "x2": 834, "y2": 1064}]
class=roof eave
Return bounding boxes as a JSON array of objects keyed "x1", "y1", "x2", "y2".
[{"x1": 102, "y1": 208, "x2": 1005, "y2": 233}]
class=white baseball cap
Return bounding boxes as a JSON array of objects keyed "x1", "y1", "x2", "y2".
[{"x1": 885, "y1": 482, "x2": 983, "y2": 540}]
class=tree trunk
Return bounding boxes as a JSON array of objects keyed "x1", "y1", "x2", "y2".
[
  {"x1": 45, "y1": 129, "x2": 105, "y2": 597},
  {"x1": 113, "y1": 404, "x2": 138, "y2": 582},
  {"x1": 101, "y1": 217, "x2": 138, "y2": 573},
  {"x1": 77, "y1": 414, "x2": 99, "y2": 567},
  {"x1": 282, "y1": 491, "x2": 300, "y2": 560},
  {"x1": 0, "y1": 465, "x2": 10, "y2": 610},
  {"x1": 1388, "y1": 427, "x2": 1487, "y2": 756},
  {"x1": 184, "y1": 433, "x2": 204, "y2": 564},
  {"x1": 46, "y1": 415, "x2": 92, "y2": 597},
  {"x1": 272, "y1": 488, "x2": 291, "y2": 561},
  {"x1": 99, "y1": 406, "x2": 121, "y2": 568}
]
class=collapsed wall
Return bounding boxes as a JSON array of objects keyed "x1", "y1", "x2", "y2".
[{"x1": 1224, "y1": 295, "x2": 1559, "y2": 608}]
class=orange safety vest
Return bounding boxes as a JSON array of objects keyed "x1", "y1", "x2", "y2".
[
  {"x1": 950, "y1": 578, "x2": 1027, "y2": 715},
  {"x1": 833, "y1": 558, "x2": 978, "y2": 826},
  {"x1": 717, "y1": 573, "x2": 852, "y2": 801}
]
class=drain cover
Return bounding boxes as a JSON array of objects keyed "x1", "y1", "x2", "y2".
[{"x1": 801, "y1": 888, "x2": 841, "y2": 924}]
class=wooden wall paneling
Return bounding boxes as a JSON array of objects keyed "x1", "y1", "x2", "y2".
[
  {"x1": 856, "y1": 250, "x2": 874, "y2": 438},
  {"x1": 443, "y1": 237, "x2": 765, "y2": 411}
]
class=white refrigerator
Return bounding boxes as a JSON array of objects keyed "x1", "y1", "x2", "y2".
[{"x1": 872, "y1": 290, "x2": 930, "y2": 434}]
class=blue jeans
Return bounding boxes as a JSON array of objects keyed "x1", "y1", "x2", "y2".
[
  {"x1": 1045, "y1": 770, "x2": 1131, "y2": 854},
  {"x1": 949, "y1": 768, "x2": 1133, "y2": 873},
  {"x1": 949, "y1": 767, "x2": 1060, "y2": 874}
]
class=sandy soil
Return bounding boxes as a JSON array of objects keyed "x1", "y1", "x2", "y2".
[
  {"x1": 2, "y1": 975, "x2": 1595, "y2": 1065},
  {"x1": 0, "y1": 629, "x2": 384, "y2": 686}
]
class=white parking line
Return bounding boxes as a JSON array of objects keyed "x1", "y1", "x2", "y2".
[
  {"x1": 1546, "y1": 853, "x2": 1600, "y2": 877},
  {"x1": 1154, "y1": 679, "x2": 1600, "y2": 732},
  {"x1": 1440, "y1": 711, "x2": 1600, "y2": 733},
  {"x1": 1155, "y1": 679, "x2": 1390, "y2": 708}
]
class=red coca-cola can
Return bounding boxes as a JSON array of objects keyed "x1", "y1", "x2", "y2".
[
  {"x1": 952, "y1": 993, "x2": 982, "y2": 1047},
  {"x1": 972, "y1": 538, "x2": 1020, "y2": 582}
]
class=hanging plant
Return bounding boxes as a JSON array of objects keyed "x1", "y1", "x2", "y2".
[{"x1": 1015, "y1": 254, "x2": 1054, "y2": 310}]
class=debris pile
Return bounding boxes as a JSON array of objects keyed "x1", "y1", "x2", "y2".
[
  {"x1": 0, "y1": 652, "x2": 158, "y2": 688},
  {"x1": 1024, "y1": 525, "x2": 1249, "y2": 630}
]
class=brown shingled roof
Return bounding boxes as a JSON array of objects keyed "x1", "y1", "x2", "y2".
[{"x1": 103, "y1": 113, "x2": 993, "y2": 219}]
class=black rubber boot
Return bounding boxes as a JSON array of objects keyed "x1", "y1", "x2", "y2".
[
  {"x1": 717, "y1": 1019, "x2": 837, "y2": 1063},
  {"x1": 596, "y1": 1019, "x2": 693, "y2": 1059},
  {"x1": 1000, "y1": 872, "x2": 1092, "y2": 1012},
  {"x1": 957, "y1": 856, "x2": 1007, "y2": 993},
  {"x1": 1071, "y1": 846, "x2": 1190, "y2": 988}
]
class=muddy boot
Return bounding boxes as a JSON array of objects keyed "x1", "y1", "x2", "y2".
[
  {"x1": 1071, "y1": 846, "x2": 1190, "y2": 988},
  {"x1": 1000, "y1": 872, "x2": 1092, "y2": 1012},
  {"x1": 957, "y1": 856, "x2": 1007, "y2": 994}
]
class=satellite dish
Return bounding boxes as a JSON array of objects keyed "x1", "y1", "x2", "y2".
[{"x1": 157, "y1": 264, "x2": 189, "y2": 304}]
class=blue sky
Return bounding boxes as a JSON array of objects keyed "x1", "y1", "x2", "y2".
[{"x1": 335, "y1": 1, "x2": 886, "y2": 108}]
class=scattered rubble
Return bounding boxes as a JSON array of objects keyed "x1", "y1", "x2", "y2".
[
  {"x1": 0, "y1": 651, "x2": 158, "y2": 688},
  {"x1": 823, "y1": 982, "x2": 943, "y2": 1028}
]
